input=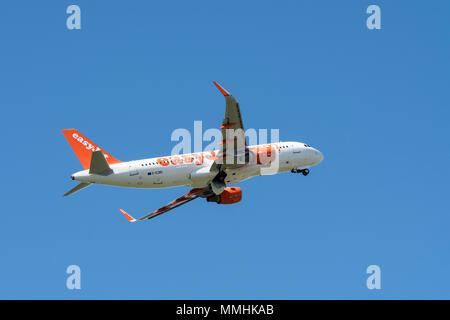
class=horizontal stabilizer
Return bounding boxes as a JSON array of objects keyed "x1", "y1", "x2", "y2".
[
  {"x1": 89, "y1": 150, "x2": 112, "y2": 175},
  {"x1": 63, "y1": 182, "x2": 91, "y2": 197}
]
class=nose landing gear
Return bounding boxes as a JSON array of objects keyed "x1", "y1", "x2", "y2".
[{"x1": 291, "y1": 168, "x2": 310, "y2": 176}]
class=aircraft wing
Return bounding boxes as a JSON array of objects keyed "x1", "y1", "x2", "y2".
[
  {"x1": 118, "y1": 188, "x2": 209, "y2": 222},
  {"x1": 213, "y1": 81, "x2": 247, "y2": 170}
]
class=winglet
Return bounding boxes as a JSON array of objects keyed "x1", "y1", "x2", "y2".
[
  {"x1": 213, "y1": 81, "x2": 230, "y2": 97},
  {"x1": 119, "y1": 208, "x2": 137, "y2": 222}
]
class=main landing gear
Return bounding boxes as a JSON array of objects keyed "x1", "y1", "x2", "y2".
[
  {"x1": 210, "y1": 171, "x2": 227, "y2": 195},
  {"x1": 291, "y1": 168, "x2": 310, "y2": 176}
]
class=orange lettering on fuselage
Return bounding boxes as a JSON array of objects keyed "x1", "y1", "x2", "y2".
[
  {"x1": 181, "y1": 155, "x2": 193, "y2": 163},
  {"x1": 193, "y1": 153, "x2": 203, "y2": 165},
  {"x1": 170, "y1": 156, "x2": 183, "y2": 165},
  {"x1": 157, "y1": 151, "x2": 215, "y2": 167},
  {"x1": 157, "y1": 158, "x2": 170, "y2": 166},
  {"x1": 205, "y1": 150, "x2": 216, "y2": 160}
]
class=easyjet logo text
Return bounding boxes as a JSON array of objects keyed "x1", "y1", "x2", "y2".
[
  {"x1": 72, "y1": 133, "x2": 109, "y2": 158},
  {"x1": 157, "y1": 151, "x2": 216, "y2": 167}
]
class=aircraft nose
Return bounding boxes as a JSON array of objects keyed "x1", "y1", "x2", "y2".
[
  {"x1": 313, "y1": 149, "x2": 323, "y2": 164},
  {"x1": 318, "y1": 150, "x2": 323, "y2": 163}
]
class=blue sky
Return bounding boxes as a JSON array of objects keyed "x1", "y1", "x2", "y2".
[{"x1": 0, "y1": 0, "x2": 449, "y2": 299}]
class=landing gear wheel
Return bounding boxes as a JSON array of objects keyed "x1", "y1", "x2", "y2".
[{"x1": 302, "y1": 169, "x2": 310, "y2": 176}]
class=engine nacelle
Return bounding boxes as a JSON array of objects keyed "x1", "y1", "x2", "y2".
[
  {"x1": 207, "y1": 187, "x2": 242, "y2": 204},
  {"x1": 189, "y1": 166, "x2": 217, "y2": 187}
]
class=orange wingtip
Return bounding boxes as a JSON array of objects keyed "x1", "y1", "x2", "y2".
[
  {"x1": 213, "y1": 81, "x2": 230, "y2": 97},
  {"x1": 119, "y1": 208, "x2": 136, "y2": 222}
]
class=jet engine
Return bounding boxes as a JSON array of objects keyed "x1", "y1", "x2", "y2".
[
  {"x1": 189, "y1": 166, "x2": 218, "y2": 187},
  {"x1": 206, "y1": 187, "x2": 242, "y2": 204}
]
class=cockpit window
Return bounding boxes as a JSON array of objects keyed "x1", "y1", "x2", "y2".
[{"x1": 304, "y1": 144, "x2": 311, "y2": 147}]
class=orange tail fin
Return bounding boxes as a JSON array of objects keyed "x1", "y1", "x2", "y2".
[{"x1": 62, "y1": 129, "x2": 122, "y2": 169}]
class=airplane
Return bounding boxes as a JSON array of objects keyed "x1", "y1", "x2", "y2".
[{"x1": 62, "y1": 82, "x2": 323, "y2": 222}]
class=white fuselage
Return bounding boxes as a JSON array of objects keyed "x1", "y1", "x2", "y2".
[{"x1": 72, "y1": 142, "x2": 323, "y2": 189}]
